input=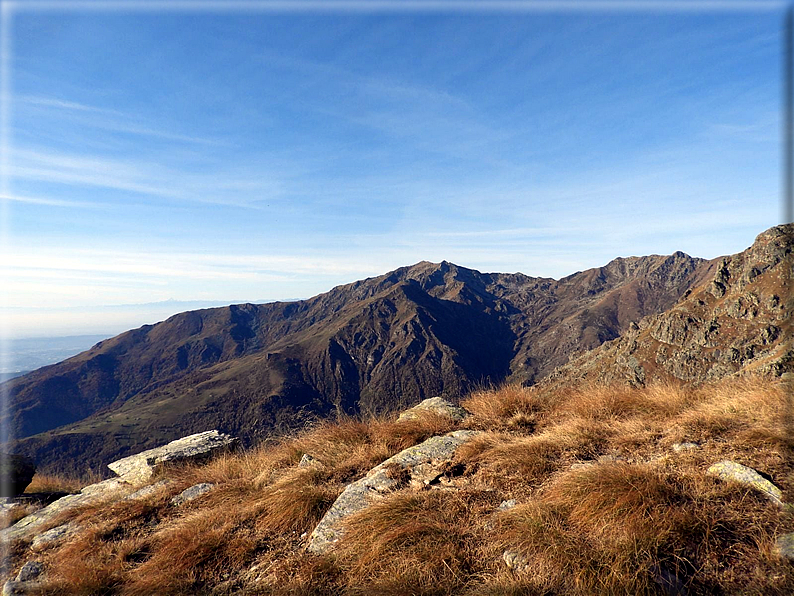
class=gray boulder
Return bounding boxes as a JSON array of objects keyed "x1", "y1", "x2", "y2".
[
  {"x1": 397, "y1": 397, "x2": 469, "y2": 423},
  {"x1": 171, "y1": 483, "x2": 214, "y2": 506},
  {"x1": 107, "y1": 430, "x2": 239, "y2": 484},
  {"x1": 707, "y1": 461, "x2": 784, "y2": 507},
  {"x1": 0, "y1": 454, "x2": 36, "y2": 497},
  {"x1": 16, "y1": 561, "x2": 43, "y2": 582},
  {"x1": 307, "y1": 429, "x2": 479, "y2": 554}
]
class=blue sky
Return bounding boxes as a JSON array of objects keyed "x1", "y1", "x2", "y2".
[{"x1": 0, "y1": 1, "x2": 784, "y2": 338}]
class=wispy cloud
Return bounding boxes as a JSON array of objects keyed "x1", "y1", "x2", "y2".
[
  {"x1": 17, "y1": 94, "x2": 229, "y2": 146},
  {"x1": 10, "y1": 148, "x2": 291, "y2": 208},
  {"x1": 0, "y1": 192, "x2": 105, "y2": 208}
]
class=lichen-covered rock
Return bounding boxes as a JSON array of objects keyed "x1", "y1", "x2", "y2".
[
  {"x1": 0, "y1": 454, "x2": 36, "y2": 497},
  {"x1": 171, "y1": 483, "x2": 214, "y2": 506},
  {"x1": 107, "y1": 431, "x2": 239, "y2": 484},
  {"x1": 396, "y1": 397, "x2": 470, "y2": 423},
  {"x1": 15, "y1": 561, "x2": 43, "y2": 583},
  {"x1": 707, "y1": 461, "x2": 784, "y2": 507},
  {"x1": 30, "y1": 522, "x2": 79, "y2": 550},
  {"x1": 307, "y1": 430, "x2": 479, "y2": 554}
]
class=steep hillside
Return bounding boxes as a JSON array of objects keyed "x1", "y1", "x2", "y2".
[
  {"x1": 2, "y1": 250, "x2": 713, "y2": 475},
  {"x1": 547, "y1": 224, "x2": 793, "y2": 387}
]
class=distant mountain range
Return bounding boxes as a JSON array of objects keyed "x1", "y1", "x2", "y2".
[{"x1": 2, "y1": 225, "x2": 791, "y2": 476}]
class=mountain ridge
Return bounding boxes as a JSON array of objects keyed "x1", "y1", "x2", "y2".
[{"x1": 5, "y1": 229, "x2": 789, "y2": 476}]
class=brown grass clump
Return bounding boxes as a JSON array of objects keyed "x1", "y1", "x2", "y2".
[
  {"x1": 24, "y1": 470, "x2": 103, "y2": 494},
  {"x1": 462, "y1": 383, "x2": 550, "y2": 431},
  {"x1": 22, "y1": 376, "x2": 794, "y2": 595},
  {"x1": 334, "y1": 489, "x2": 499, "y2": 595}
]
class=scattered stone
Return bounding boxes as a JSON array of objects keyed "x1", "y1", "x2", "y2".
[
  {"x1": 502, "y1": 549, "x2": 529, "y2": 571},
  {"x1": 30, "y1": 522, "x2": 78, "y2": 550},
  {"x1": 570, "y1": 462, "x2": 595, "y2": 471},
  {"x1": 672, "y1": 442, "x2": 699, "y2": 452},
  {"x1": 15, "y1": 561, "x2": 43, "y2": 582},
  {"x1": 597, "y1": 454, "x2": 627, "y2": 463},
  {"x1": 298, "y1": 454, "x2": 320, "y2": 468},
  {"x1": 774, "y1": 533, "x2": 794, "y2": 560},
  {"x1": 307, "y1": 430, "x2": 479, "y2": 554},
  {"x1": 107, "y1": 430, "x2": 239, "y2": 484},
  {"x1": 707, "y1": 461, "x2": 784, "y2": 507},
  {"x1": 0, "y1": 454, "x2": 36, "y2": 497},
  {"x1": 396, "y1": 397, "x2": 469, "y2": 423},
  {"x1": 171, "y1": 483, "x2": 214, "y2": 506},
  {"x1": 498, "y1": 499, "x2": 517, "y2": 511}
]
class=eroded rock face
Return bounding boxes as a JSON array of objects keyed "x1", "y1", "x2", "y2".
[
  {"x1": 307, "y1": 429, "x2": 480, "y2": 554},
  {"x1": 107, "y1": 430, "x2": 239, "y2": 484},
  {"x1": 547, "y1": 224, "x2": 793, "y2": 387},
  {"x1": 396, "y1": 396, "x2": 470, "y2": 423}
]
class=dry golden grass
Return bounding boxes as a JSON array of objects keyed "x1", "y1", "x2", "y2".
[
  {"x1": 18, "y1": 376, "x2": 794, "y2": 595},
  {"x1": 24, "y1": 470, "x2": 103, "y2": 494}
]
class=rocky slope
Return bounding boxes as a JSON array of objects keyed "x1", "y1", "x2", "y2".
[
  {"x1": 2, "y1": 250, "x2": 715, "y2": 475},
  {"x1": 547, "y1": 224, "x2": 793, "y2": 387}
]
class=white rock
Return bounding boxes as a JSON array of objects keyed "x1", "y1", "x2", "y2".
[{"x1": 107, "y1": 430, "x2": 238, "y2": 484}]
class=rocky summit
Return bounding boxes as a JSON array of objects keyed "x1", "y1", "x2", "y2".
[{"x1": 1, "y1": 225, "x2": 791, "y2": 478}]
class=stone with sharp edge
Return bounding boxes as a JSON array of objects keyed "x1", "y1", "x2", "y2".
[
  {"x1": 707, "y1": 460, "x2": 784, "y2": 507},
  {"x1": 107, "y1": 430, "x2": 239, "y2": 484}
]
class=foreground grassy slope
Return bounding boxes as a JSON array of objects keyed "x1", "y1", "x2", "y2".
[{"x1": 9, "y1": 376, "x2": 793, "y2": 595}]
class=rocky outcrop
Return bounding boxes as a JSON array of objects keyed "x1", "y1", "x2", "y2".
[
  {"x1": 2, "y1": 431, "x2": 237, "y2": 547},
  {"x1": 307, "y1": 429, "x2": 479, "y2": 554},
  {"x1": 547, "y1": 224, "x2": 793, "y2": 387},
  {"x1": 396, "y1": 396, "x2": 469, "y2": 422},
  {"x1": 107, "y1": 431, "x2": 238, "y2": 484}
]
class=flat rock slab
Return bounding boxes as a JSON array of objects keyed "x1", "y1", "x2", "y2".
[
  {"x1": 1, "y1": 477, "x2": 134, "y2": 543},
  {"x1": 707, "y1": 461, "x2": 784, "y2": 507},
  {"x1": 307, "y1": 429, "x2": 479, "y2": 554},
  {"x1": 171, "y1": 483, "x2": 214, "y2": 506},
  {"x1": 107, "y1": 430, "x2": 239, "y2": 484},
  {"x1": 396, "y1": 397, "x2": 469, "y2": 423}
]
